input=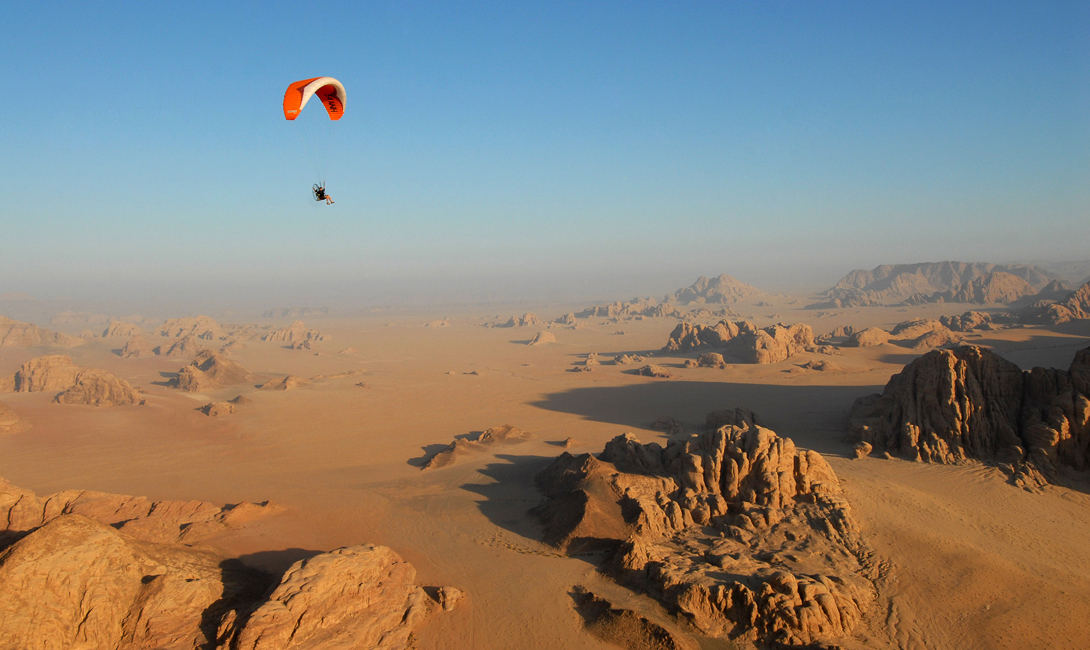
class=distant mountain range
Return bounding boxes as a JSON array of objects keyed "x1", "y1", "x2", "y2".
[{"x1": 807, "y1": 261, "x2": 1062, "y2": 309}]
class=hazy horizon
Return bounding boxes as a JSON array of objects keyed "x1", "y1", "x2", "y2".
[{"x1": 2, "y1": 2, "x2": 1087, "y2": 315}]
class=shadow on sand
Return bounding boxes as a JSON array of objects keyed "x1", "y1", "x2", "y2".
[{"x1": 529, "y1": 381, "x2": 884, "y2": 457}]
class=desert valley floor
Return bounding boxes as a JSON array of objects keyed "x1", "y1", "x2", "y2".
[{"x1": 1, "y1": 287, "x2": 1089, "y2": 649}]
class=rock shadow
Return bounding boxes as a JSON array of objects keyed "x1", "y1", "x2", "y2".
[
  {"x1": 198, "y1": 558, "x2": 278, "y2": 649},
  {"x1": 407, "y1": 443, "x2": 455, "y2": 467},
  {"x1": 460, "y1": 453, "x2": 557, "y2": 543},
  {"x1": 530, "y1": 381, "x2": 885, "y2": 456}
]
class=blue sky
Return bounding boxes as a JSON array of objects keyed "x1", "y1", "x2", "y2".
[{"x1": 1, "y1": 1, "x2": 1086, "y2": 307}]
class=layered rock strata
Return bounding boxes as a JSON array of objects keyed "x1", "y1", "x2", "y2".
[{"x1": 0, "y1": 316, "x2": 83, "y2": 347}]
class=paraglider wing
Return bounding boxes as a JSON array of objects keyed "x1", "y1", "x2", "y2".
[{"x1": 283, "y1": 77, "x2": 346, "y2": 121}]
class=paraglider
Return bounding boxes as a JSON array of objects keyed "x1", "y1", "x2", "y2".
[
  {"x1": 313, "y1": 183, "x2": 334, "y2": 204},
  {"x1": 284, "y1": 77, "x2": 345, "y2": 204}
]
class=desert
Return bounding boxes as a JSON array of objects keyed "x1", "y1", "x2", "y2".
[
  {"x1": 3, "y1": 4, "x2": 1088, "y2": 649},
  {"x1": 2, "y1": 265, "x2": 1089, "y2": 649}
]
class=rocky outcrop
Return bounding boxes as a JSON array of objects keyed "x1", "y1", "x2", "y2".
[
  {"x1": 259, "y1": 375, "x2": 309, "y2": 391},
  {"x1": 848, "y1": 345, "x2": 1090, "y2": 488},
  {"x1": 669, "y1": 274, "x2": 763, "y2": 304},
  {"x1": 0, "y1": 514, "x2": 267, "y2": 650},
  {"x1": 0, "y1": 316, "x2": 83, "y2": 348},
  {"x1": 635, "y1": 364, "x2": 673, "y2": 378},
  {"x1": 500, "y1": 313, "x2": 542, "y2": 327},
  {"x1": 156, "y1": 315, "x2": 223, "y2": 340},
  {"x1": 533, "y1": 418, "x2": 877, "y2": 647},
  {"x1": 423, "y1": 425, "x2": 531, "y2": 469},
  {"x1": 0, "y1": 477, "x2": 282, "y2": 547},
  {"x1": 664, "y1": 321, "x2": 814, "y2": 364},
  {"x1": 102, "y1": 320, "x2": 143, "y2": 338},
  {"x1": 263, "y1": 320, "x2": 326, "y2": 344},
  {"x1": 900, "y1": 271, "x2": 1036, "y2": 306},
  {"x1": 576, "y1": 298, "x2": 682, "y2": 320},
  {"x1": 223, "y1": 545, "x2": 429, "y2": 650},
  {"x1": 158, "y1": 334, "x2": 204, "y2": 358},
  {"x1": 119, "y1": 334, "x2": 156, "y2": 358},
  {"x1": 841, "y1": 327, "x2": 890, "y2": 348},
  {"x1": 169, "y1": 350, "x2": 252, "y2": 392},
  {"x1": 1019, "y1": 281, "x2": 1090, "y2": 325},
  {"x1": 940, "y1": 310, "x2": 999, "y2": 332},
  {"x1": 0, "y1": 478, "x2": 448, "y2": 650},
  {"x1": 6, "y1": 355, "x2": 81, "y2": 392},
  {"x1": 528, "y1": 331, "x2": 556, "y2": 346},
  {"x1": 56, "y1": 369, "x2": 144, "y2": 406},
  {"x1": 808, "y1": 262, "x2": 1058, "y2": 309}
]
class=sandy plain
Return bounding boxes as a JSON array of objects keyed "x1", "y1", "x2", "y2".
[{"x1": 1, "y1": 299, "x2": 1088, "y2": 649}]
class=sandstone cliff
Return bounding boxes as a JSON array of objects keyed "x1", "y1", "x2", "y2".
[
  {"x1": 102, "y1": 320, "x2": 143, "y2": 338},
  {"x1": 848, "y1": 345, "x2": 1090, "y2": 489},
  {"x1": 1018, "y1": 281, "x2": 1090, "y2": 325},
  {"x1": 119, "y1": 334, "x2": 156, "y2": 358}
]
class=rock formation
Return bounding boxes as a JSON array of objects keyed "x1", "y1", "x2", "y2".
[
  {"x1": 222, "y1": 545, "x2": 429, "y2": 650},
  {"x1": 528, "y1": 331, "x2": 556, "y2": 345},
  {"x1": 169, "y1": 350, "x2": 253, "y2": 392},
  {"x1": 664, "y1": 321, "x2": 814, "y2": 364},
  {"x1": 423, "y1": 425, "x2": 531, "y2": 469},
  {"x1": 807, "y1": 261, "x2": 1058, "y2": 309},
  {"x1": 263, "y1": 320, "x2": 326, "y2": 344},
  {"x1": 900, "y1": 271, "x2": 1036, "y2": 306},
  {"x1": 557, "y1": 312, "x2": 577, "y2": 325},
  {"x1": 532, "y1": 417, "x2": 877, "y2": 647},
  {"x1": 848, "y1": 345, "x2": 1090, "y2": 489},
  {"x1": 259, "y1": 375, "x2": 309, "y2": 391},
  {"x1": 0, "y1": 316, "x2": 83, "y2": 348},
  {"x1": 158, "y1": 334, "x2": 204, "y2": 358},
  {"x1": 102, "y1": 320, "x2": 143, "y2": 338},
  {"x1": 5, "y1": 355, "x2": 81, "y2": 392},
  {"x1": 0, "y1": 478, "x2": 449, "y2": 650},
  {"x1": 56, "y1": 369, "x2": 144, "y2": 406},
  {"x1": 0, "y1": 477, "x2": 282, "y2": 547},
  {"x1": 119, "y1": 334, "x2": 156, "y2": 358},
  {"x1": 635, "y1": 364, "x2": 672, "y2": 378},
  {"x1": 940, "y1": 310, "x2": 998, "y2": 332},
  {"x1": 841, "y1": 327, "x2": 890, "y2": 348},
  {"x1": 501, "y1": 313, "x2": 542, "y2": 327},
  {"x1": 669, "y1": 274, "x2": 763, "y2": 304},
  {"x1": 576, "y1": 298, "x2": 682, "y2": 320},
  {"x1": 156, "y1": 315, "x2": 223, "y2": 340},
  {"x1": 1018, "y1": 281, "x2": 1090, "y2": 325}
]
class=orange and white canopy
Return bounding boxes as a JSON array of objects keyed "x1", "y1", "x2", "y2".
[{"x1": 283, "y1": 77, "x2": 346, "y2": 121}]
